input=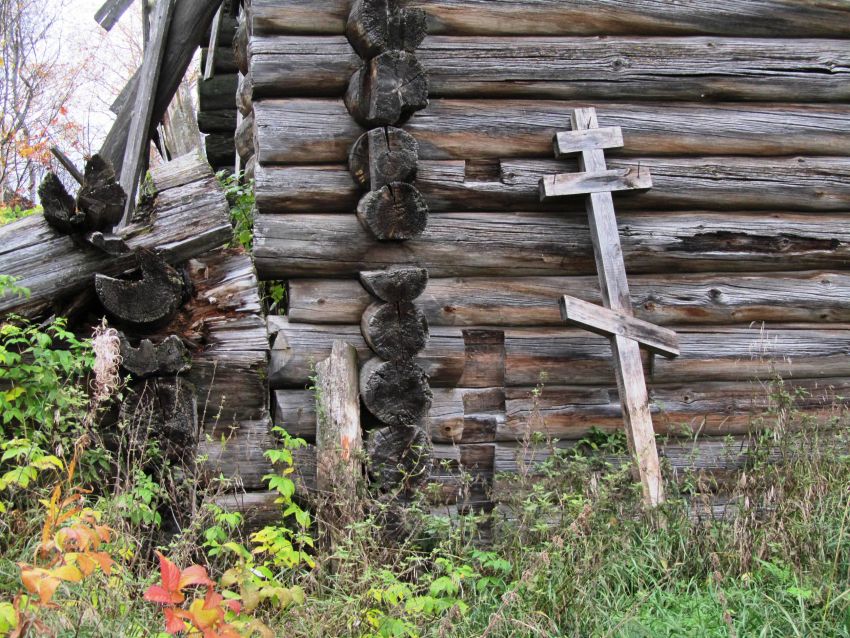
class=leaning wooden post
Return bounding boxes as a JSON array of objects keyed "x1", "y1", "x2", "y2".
[{"x1": 315, "y1": 340, "x2": 363, "y2": 501}]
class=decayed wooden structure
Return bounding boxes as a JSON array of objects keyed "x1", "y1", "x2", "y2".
[{"x1": 222, "y1": 0, "x2": 850, "y2": 519}]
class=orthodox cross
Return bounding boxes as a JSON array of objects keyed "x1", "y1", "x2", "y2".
[{"x1": 539, "y1": 107, "x2": 680, "y2": 506}]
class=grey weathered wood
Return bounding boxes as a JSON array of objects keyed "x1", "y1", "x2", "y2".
[
  {"x1": 253, "y1": 99, "x2": 850, "y2": 163},
  {"x1": 94, "y1": 0, "x2": 135, "y2": 31},
  {"x1": 119, "y1": 0, "x2": 176, "y2": 228},
  {"x1": 249, "y1": 0, "x2": 850, "y2": 38},
  {"x1": 361, "y1": 301, "x2": 429, "y2": 361},
  {"x1": 345, "y1": 0, "x2": 427, "y2": 58},
  {"x1": 235, "y1": 111, "x2": 255, "y2": 162},
  {"x1": 237, "y1": 72, "x2": 253, "y2": 116},
  {"x1": 315, "y1": 340, "x2": 362, "y2": 493},
  {"x1": 554, "y1": 127, "x2": 623, "y2": 157},
  {"x1": 344, "y1": 50, "x2": 429, "y2": 127},
  {"x1": 76, "y1": 155, "x2": 126, "y2": 233},
  {"x1": 234, "y1": 14, "x2": 249, "y2": 75},
  {"x1": 270, "y1": 321, "x2": 850, "y2": 390},
  {"x1": 119, "y1": 334, "x2": 191, "y2": 379},
  {"x1": 0, "y1": 154, "x2": 231, "y2": 318},
  {"x1": 201, "y1": 46, "x2": 238, "y2": 75},
  {"x1": 253, "y1": 211, "x2": 850, "y2": 279},
  {"x1": 288, "y1": 272, "x2": 850, "y2": 327},
  {"x1": 367, "y1": 425, "x2": 431, "y2": 491},
  {"x1": 540, "y1": 167, "x2": 652, "y2": 199},
  {"x1": 49, "y1": 147, "x2": 85, "y2": 185},
  {"x1": 359, "y1": 266, "x2": 428, "y2": 303},
  {"x1": 205, "y1": 133, "x2": 237, "y2": 169},
  {"x1": 560, "y1": 295, "x2": 679, "y2": 358},
  {"x1": 199, "y1": 74, "x2": 240, "y2": 112},
  {"x1": 356, "y1": 183, "x2": 429, "y2": 240},
  {"x1": 348, "y1": 127, "x2": 419, "y2": 190},
  {"x1": 253, "y1": 157, "x2": 850, "y2": 214},
  {"x1": 250, "y1": 36, "x2": 850, "y2": 102},
  {"x1": 198, "y1": 110, "x2": 238, "y2": 133},
  {"x1": 203, "y1": 3, "x2": 223, "y2": 81},
  {"x1": 359, "y1": 357, "x2": 433, "y2": 426}
]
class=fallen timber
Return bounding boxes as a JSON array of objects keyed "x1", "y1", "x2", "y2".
[
  {"x1": 253, "y1": 158, "x2": 850, "y2": 214},
  {"x1": 249, "y1": 36, "x2": 850, "y2": 102},
  {"x1": 268, "y1": 321, "x2": 850, "y2": 389},
  {"x1": 249, "y1": 0, "x2": 850, "y2": 38},
  {"x1": 253, "y1": 99, "x2": 850, "y2": 163},
  {"x1": 253, "y1": 211, "x2": 850, "y2": 280}
]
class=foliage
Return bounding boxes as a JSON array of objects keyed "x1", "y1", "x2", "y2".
[
  {"x1": 216, "y1": 171, "x2": 255, "y2": 251},
  {"x1": 0, "y1": 206, "x2": 38, "y2": 226}
]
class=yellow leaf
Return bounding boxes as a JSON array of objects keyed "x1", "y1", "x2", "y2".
[{"x1": 51, "y1": 564, "x2": 83, "y2": 583}]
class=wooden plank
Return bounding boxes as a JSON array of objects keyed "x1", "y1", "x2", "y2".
[
  {"x1": 203, "y1": 3, "x2": 224, "y2": 81},
  {"x1": 248, "y1": 0, "x2": 850, "y2": 38},
  {"x1": 540, "y1": 167, "x2": 652, "y2": 199},
  {"x1": 249, "y1": 36, "x2": 850, "y2": 102},
  {"x1": 49, "y1": 147, "x2": 85, "y2": 185},
  {"x1": 119, "y1": 0, "x2": 176, "y2": 227},
  {"x1": 253, "y1": 211, "x2": 850, "y2": 280},
  {"x1": 568, "y1": 107, "x2": 662, "y2": 506},
  {"x1": 94, "y1": 0, "x2": 135, "y2": 31},
  {"x1": 286, "y1": 272, "x2": 850, "y2": 327},
  {"x1": 554, "y1": 127, "x2": 623, "y2": 157},
  {"x1": 253, "y1": 157, "x2": 850, "y2": 214},
  {"x1": 560, "y1": 295, "x2": 679, "y2": 357},
  {"x1": 253, "y1": 99, "x2": 850, "y2": 162}
]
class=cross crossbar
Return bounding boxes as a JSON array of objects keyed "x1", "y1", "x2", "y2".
[{"x1": 540, "y1": 167, "x2": 652, "y2": 199}]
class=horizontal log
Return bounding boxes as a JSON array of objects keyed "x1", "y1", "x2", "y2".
[
  {"x1": 0, "y1": 151, "x2": 232, "y2": 318},
  {"x1": 275, "y1": 378, "x2": 850, "y2": 444},
  {"x1": 250, "y1": 36, "x2": 850, "y2": 102},
  {"x1": 254, "y1": 211, "x2": 850, "y2": 280},
  {"x1": 199, "y1": 73, "x2": 238, "y2": 112},
  {"x1": 249, "y1": 0, "x2": 850, "y2": 38},
  {"x1": 254, "y1": 99, "x2": 850, "y2": 162},
  {"x1": 205, "y1": 133, "x2": 236, "y2": 169},
  {"x1": 198, "y1": 110, "x2": 237, "y2": 133},
  {"x1": 254, "y1": 158, "x2": 850, "y2": 214},
  {"x1": 201, "y1": 47, "x2": 238, "y2": 74},
  {"x1": 287, "y1": 272, "x2": 850, "y2": 327},
  {"x1": 269, "y1": 320, "x2": 850, "y2": 388}
]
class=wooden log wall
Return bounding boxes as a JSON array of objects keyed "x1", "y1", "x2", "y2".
[{"x1": 236, "y1": 0, "x2": 850, "y2": 518}]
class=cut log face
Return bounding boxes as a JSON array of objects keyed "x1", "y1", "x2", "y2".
[
  {"x1": 359, "y1": 266, "x2": 428, "y2": 302},
  {"x1": 356, "y1": 182, "x2": 429, "y2": 240},
  {"x1": 361, "y1": 300, "x2": 430, "y2": 360},
  {"x1": 39, "y1": 173, "x2": 84, "y2": 233},
  {"x1": 118, "y1": 378, "x2": 198, "y2": 460},
  {"x1": 360, "y1": 357, "x2": 433, "y2": 425},
  {"x1": 349, "y1": 126, "x2": 419, "y2": 189},
  {"x1": 76, "y1": 154, "x2": 126, "y2": 232},
  {"x1": 344, "y1": 50, "x2": 429, "y2": 127},
  {"x1": 95, "y1": 249, "x2": 184, "y2": 326},
  {"x1": 367, "y1": 424, "x2": 432, "y2": 491},
  {"x1": 346, "y1": 0, "x2": 427, "y2": 58},
  {"x1": 119, "y1": 333, "x2": 192, "y2": 379}
]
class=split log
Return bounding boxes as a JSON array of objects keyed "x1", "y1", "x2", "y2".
[
  {"x1": 359, "y1": 357, "x2": 433, "y2": 426},
  {"x1": 235, "y1": 112, "x2": 255, "y2": 162},
  {"x1": 367, "y1": 425, "x2": 431, "y2": 491},
  {"x1": 39, "y1": 173, "x2": 83, "y2": 233},
  {"x1": 270, "y1": 321, "x2": 850, "y2": 389},
  {"x1": 254, "y1": 211, "x2": 850, "y2": 280},
  {"x1": 119, "y1": 334, "x2": 191, "y2": 379},
  {"x1": 199, "y1": 74, "x2": 239, "y2": 112},
  {"x1": 359, "y1": 266, "x2": 428, "y2": 303},
  {"x1": 0, "y1": 152, "x2": 231, "y2": 319},
  {"x1": 356, "y1": 183, "x2": 429, "y2": 240},
  {"x1": 76, "y1": 155, "x2": 126, "y2": 232},
  {"x1": 250, "y1": 36, "x2": 850, "y2": 102},
  {"x1": 345, "y1": 0, "x2": 427, "y2": 58},
  {"x1": 274, "y1": 377, "x2": 850, "y2": 444},
  {"x1": 344, "y1": 50, "x2": 429, "y2": 127},
  {"x1": 254, "y1": 99, "x2": 850, "y2": 163},
  {"x1": 360, "y1": 301, "x2": 429, "y2": 361},
  {"x1": 289, "y1": 272, "x2": 850, "y2": 327},
  {"x1": 95, "y1": 249, "x2": 184, "y2": 327},
  {"x1": 254, "y1": 158, "x2": 850, "y2": 214},
  {"x1": 349, "y1": 127, "x2": 419, "y2": 190},
  {"x1": 315, "y1": 340, "x2": 362, "y2": 493},
  {"x1": 249, "y1": 0, "x2": 850, "y2": 38}
]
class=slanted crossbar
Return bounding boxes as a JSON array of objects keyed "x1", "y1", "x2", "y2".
[{"x1": 541, "y1": 107, "x2": 678, "y2": 507}]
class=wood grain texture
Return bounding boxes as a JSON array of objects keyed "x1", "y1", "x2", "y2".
[
  {"x1": 254, "y1": 158, "x2": 850, "y2": 214},
  {"x1": 249, "y1": 36, "x2": 850, "y2": 102},
  {"x1": 269, "y1": 320, "x2": 850, "y2": 389},
  {"x1": 287, "y1": 272, "x2": 850, "y2": 327},
  {"x1": 253, "y1": 99, "x2": 850, "y2": 162},
  {"x1": 249, "y1": 0, "x2": 850, "y2": 38},
  {"x1": 254, "y1": 211, "x2": 850, "y2": 280}
]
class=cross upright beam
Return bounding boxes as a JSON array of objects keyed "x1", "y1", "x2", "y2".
[{"x1": 543, "y1": 107, "x2": 667, "y2": 506}]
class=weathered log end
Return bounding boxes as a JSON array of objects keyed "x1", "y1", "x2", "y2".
[
  {"x1": 360, "y1": 357, "x2": 433, "y2": 426},
  {"x1": 359, "y1": 266, "x2": 428, "y2": 302},
  {"x1": 344, "y1": 51, "x2": 429, "y2": 128},
  {"x1": 119, "y1": 377, "x2": 199, "y2": 460},
  {"x1": 76, "y1": 154, "x2": 126, "y2": 232},
  {"x1": 233, "y1": 15, "x2": 249, "y2": 76},
  {"x1": 346, "y1": 0, "x2": 427, "y2": 59},
  {"x1": 356, "y1": 182, "x2": 429, "y2": 240},
  {"x1": 361, "y1": 300, "x2": 429, "y2": 361},
  {"x1": 349, "y1": 126, "x2": 419, "y2": 190},
  {"x1": 84, "y1": 231, "x2": 130, "y2": 256},
  {"x1": 39, "y1": 172, "x2": 84, "y2": 233},
  {"x1": 367, "y1": 424, "x2": 432, "y2": 491},
  {"x1": 119, "y1": 333, "x2": 192, "y2": 379},
  {"x1": 95, "y1": 248, "x2": 184, "y2": 326}
]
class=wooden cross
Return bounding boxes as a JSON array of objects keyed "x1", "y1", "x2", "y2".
[{"x1": 539, "y1": 107, "x2": 679, "y2": 507}]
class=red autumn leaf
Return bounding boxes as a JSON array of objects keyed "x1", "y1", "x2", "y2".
[
  {"x1": 163, "y1": 607, "x2": 186, "y2": 635},
  {"x1": 144, "y1": 552, "x2": 214, "y2": 605}
]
